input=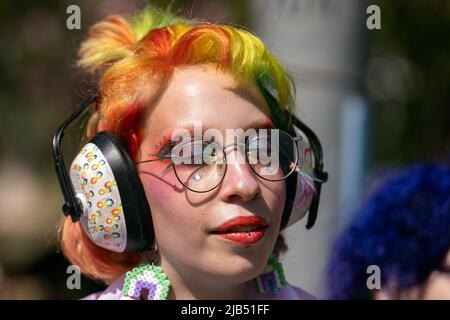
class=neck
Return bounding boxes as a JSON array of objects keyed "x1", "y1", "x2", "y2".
[{"x1": 160, "y1": 258, "x2": 252, "y2": 300}]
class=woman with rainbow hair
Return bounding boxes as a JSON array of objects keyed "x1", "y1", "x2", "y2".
[{"x1": 56, "y1": 5, "x2": 326, "y2": 300}]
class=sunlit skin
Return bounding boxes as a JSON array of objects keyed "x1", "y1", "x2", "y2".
[
  {"x1": 136, "y1": 65, "x2": 287, "y2": 300},
  {"x1": 374, "y1": 250, "x2": 450, "y2": 300},
  {"x1": 420, "y1": 251, "x2": 450, "y2": 299}
]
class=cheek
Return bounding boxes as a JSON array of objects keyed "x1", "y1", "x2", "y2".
[
  {"x1": 260, "y1": 181, "x2": 286, "y2": 227},
  {"x1": 140, "y1": 166, "x2": 186, "y2": 221},
  {"x1": 138, "y1": 165, "x2": 204, "y2": 247},
  {"x1": 139, "y1": 164, "x2": 179, "y2": 205}
]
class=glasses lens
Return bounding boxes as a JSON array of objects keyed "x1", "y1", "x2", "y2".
[
  {"x1": 246, "y1": 129, "x2": 298, "y2": 181},
  {"x1": 172, "y1": 139, "x2": 226, "y2": 192}
]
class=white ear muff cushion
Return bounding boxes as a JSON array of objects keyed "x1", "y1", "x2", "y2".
[
  {"x1": 284, "y1": 129, "x2": 316, "y2": 228},
  {"x1": 285, "y1": 183, "x2": 313, "y2": 228},
  {"x1": 70, "y1": 142, "x2": 128, "y2": 252}
]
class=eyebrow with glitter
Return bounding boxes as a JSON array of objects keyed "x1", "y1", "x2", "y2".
[
  {"x1": 148, "y1": 137, "x2": 176, "y2": 162},
  {"x1": 151, "y1": 128, "x2": 194, "y2": 158}
]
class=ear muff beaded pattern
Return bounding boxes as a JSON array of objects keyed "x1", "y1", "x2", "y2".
[
  {"x1": 254, "y1": 255, "x2": 287, "y2": 294},
  {"x1": 70, "y1": 142, "x2": 128, "y2": 252},
  {"x1": 122, "y1": 264, "x2": 171, "y2": 300}
]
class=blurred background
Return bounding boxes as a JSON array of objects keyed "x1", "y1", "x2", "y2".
[{"x1": 0, "y1": 0, "x2": 449, "y2": 299}]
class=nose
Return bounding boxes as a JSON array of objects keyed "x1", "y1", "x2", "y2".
[{"x1": 219, "y1": 144, "x2": 261, "y2": 202}]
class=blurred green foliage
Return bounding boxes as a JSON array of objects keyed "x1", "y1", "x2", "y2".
[{"x1": 367, "y1": 0, "x2": 450, "y2": 166}]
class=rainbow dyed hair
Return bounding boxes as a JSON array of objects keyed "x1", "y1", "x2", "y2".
[
  {"x1": 60, "y1": 5, "x2": 298, "y2": 284},
  {"x1": 81, "y1": 6, "x2": 296, "y2": 156}
]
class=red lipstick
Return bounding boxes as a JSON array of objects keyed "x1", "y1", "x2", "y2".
[{"x1": 211, "y1": 215, "x2": 268, "y2": 245}]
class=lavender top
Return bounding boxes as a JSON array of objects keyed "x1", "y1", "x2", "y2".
[{"x1": 82, "y1": 274, "x2": 315, "y2": 300}]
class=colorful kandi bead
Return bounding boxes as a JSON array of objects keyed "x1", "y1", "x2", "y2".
[
  {"x1": 254, "y1": 255, "x2": 287, "y2": 294},
  {"x1": 122, "y1": 264, "x2": 171, "y2": 300}
]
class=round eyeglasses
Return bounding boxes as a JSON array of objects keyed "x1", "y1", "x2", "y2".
[{"x1": 137, "y1": 129, "x2": 302, "y2": 193}]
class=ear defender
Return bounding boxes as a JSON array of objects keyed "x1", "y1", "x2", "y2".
[
  {"x1": 281, "y1": 124, "x2": 328, "y2": 229},
  {"x1": 53, "y1": 94, "x2": 327, "y2": 254},
  {"x1": 53, "y1": 94, "x2": 153, "y2": 253},
  {"x1": 258, "y1": 85, "x2": 328, "y2": 231},
  {"x1": 70, "y1": 132, "x2": 153, "y2": 253}
]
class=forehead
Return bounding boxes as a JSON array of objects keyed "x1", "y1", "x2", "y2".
[{"x1": 143, "y1": 65, "x2": 272, "y2": 137}]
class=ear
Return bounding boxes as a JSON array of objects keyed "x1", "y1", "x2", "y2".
[
  {"x1": 129, "y1": 131, "x2": 141, "y2": 160},
  {"x1": 98, "y1": 119, "x2": 108, "y2": 132}
]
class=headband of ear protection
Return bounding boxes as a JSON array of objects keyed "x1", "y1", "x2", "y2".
[{"x1": 52, "y1": 93, "x2": 327, "y2": 253}]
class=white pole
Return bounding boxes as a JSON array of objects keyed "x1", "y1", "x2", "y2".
[{"x1": 250, "y1": 0, "x2": 367, "y2": 296}]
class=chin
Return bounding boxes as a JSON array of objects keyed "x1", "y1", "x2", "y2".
[{"x1": 206, "y1": 249, "x2": 270, "y2": 283}]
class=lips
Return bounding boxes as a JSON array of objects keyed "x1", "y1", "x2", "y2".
[{"x1": 211, "y1": 215, "x2": 268, "y2": 245}]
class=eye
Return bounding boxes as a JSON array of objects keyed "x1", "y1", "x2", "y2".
[{"x1": 247, "y1": 133, "x2": 272, "y2": 154}]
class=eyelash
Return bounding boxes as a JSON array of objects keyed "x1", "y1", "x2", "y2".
[{"x1": 155, "y1": 139, "x2": 181, "y2": 159}]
